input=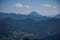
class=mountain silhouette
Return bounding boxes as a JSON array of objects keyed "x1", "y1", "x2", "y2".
[
  {"x1": 0, "y1": 12, "x2": 49, "y2": 21},
  {"x1": 27, "y1": 11, "x2": 49, "y2": 21},
  {"x1": 0, "y1": 12, "x2": 60, "y2": 40},
  {"x1": 0, "y1": 17, "x2": 60, "y2": 37},
  {"x1": 29, "y1": 11, "x2": 42, "y2": 16},
  {"x1": 55, "y1": 14, "x2": 60, "y2": 18}
]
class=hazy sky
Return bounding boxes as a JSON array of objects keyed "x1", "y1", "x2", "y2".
[{"x1": 0, "y1": 0, "x2": 60, "y2": 16}]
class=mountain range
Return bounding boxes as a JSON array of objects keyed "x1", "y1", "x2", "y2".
[
  {"x1": 55, "y1": 14, "x2": 60, "y2": 18},
  {"x1": 0, "y1": 12, "x2": 54, "y2": 21},
  {"x1": 0, "y1": 12, "x2": 60, "y2": 40}
]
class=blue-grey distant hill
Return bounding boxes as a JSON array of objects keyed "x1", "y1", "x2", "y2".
[
  {"x1": 0, "y1": 12, "x2": 60, "y2": 38},
  {"x1": 55, "y1": 14, "x2": 60, "y2": 18},
  {"x1": 0, "y1": 12, "x2": 49, "y2": 21}
]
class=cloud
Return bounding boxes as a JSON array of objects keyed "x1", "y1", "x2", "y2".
[
  {"x1": 43, "y1": 4, "x2": 52, "y2": 7},
  {"x1": 16, "y1": 3, "x2": 23, "y2": 8},
  {"x1": 25, "y1": 5, "x2": 31, "y2": 8},
  {"x1": 16, "y1": 3, "x2": 31, "y2": 8},
  {"x1": 53, "y1": 6, "x2": 56, "y2": 8},
  {"x1": 43, "y1": 4, "x2": 56, "y2": 8}
]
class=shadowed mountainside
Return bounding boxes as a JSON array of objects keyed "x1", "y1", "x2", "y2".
[{"x1": 0, "y1": 12, "x2": 60, "y2": 40}]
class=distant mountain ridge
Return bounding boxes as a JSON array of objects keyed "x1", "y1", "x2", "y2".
[
  {"x1": 0, "y1": 12, "x2": 60, "y2": 38},
  {"x1": 55, "y1": 14, "x2": 60, "y2": 18},
  {"x1": 0, "y1": 12, "x2": 49, "y2": 21},
  {"x1": 29, "y1": 11, "x2": 42, "y2": 16},
  {"x1": 0, "y1": 12, "x2": 60, "y2": 19},
  {"x1": 0, "y1": 16, "x2": 60, "y2": 36}
]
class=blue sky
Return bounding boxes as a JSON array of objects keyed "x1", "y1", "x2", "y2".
[{"x1": 0, "y1": 0, "x2": 60, "y2": 16}]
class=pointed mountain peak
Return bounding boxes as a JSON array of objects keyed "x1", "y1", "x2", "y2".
[
  {"x1": 56, "y1": 14, "x2": 60, "y2": 16},
  {"x1": 29, "y1": 11, "x2": 42, "y2": 16},
  {"x1": 55, "y1": 13, "x2": 60, "y2": 18}
]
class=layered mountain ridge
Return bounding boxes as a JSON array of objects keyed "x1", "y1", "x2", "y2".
[{"x1": 0, "y1": 12, "x2": 60, "y2": 40}]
